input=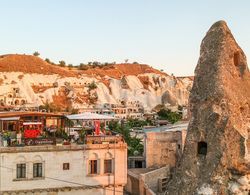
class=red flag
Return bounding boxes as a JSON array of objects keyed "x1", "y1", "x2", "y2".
[{"x1": 94, "y1": 120, "x2": 100, "y2": 135}]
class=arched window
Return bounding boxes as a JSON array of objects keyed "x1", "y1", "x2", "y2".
[
  {"x1": 197, "y1": 141, "x2": 207, "y2": 156},
  {"x1": 88, "y1": 153, "x2": 99, "y2": 175},
  {"x1": 33, "y1": 155, "x2": 44, "y2": 178},
  {"x1": 21, "y1": 99, "x2": 26, "y2": 105},
  {"x1": 15, "y1": 156, "x2": 27, "y2": 179},
  {"x1": 14, "y1": 99, "x2": 19, "y2": 105},
  {"x1": 104, "y1": 152, "x2": 113, "y2": 174}
]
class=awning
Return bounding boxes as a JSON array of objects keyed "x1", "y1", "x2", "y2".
[
  {"x1": 23, "y1": 122, "x2": 42, "y2": 125},
  {"x1": 66, "y1": 112, "x2": 116, "y2": 120},
  {"x1": 0, "y1": 117, "x2": 20, "y2": 121}
]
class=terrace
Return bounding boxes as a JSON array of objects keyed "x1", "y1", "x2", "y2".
[{"x1": 0, "y1": 111, "x2": 124, "y2": 148}]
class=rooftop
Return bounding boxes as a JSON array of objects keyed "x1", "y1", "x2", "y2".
[
  {"x1": 127, "y1": 168, "x2": 159, "y2": 179},
  {"x1": 0, "y1": 139, "x2": 127, "y2": 153},
  {"x1": 0, "y1": 111, "x2": 63, "y2": 118}
]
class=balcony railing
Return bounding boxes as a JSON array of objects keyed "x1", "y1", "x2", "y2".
[{"x1": 86, "y1": 135, "x2": 124, "y2": 144}]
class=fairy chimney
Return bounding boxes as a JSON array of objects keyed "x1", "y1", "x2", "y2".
[{"x1": 166, "y1": 21, "x2": 250, "y2": 194}]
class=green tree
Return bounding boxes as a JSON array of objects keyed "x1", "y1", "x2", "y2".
[
  {"x1": 45, "y1": 58, "x2": 51, "y2": 63},
  {"x1": 157, "y1": 108, "x2": 182, "y2": 124},
  {"x1": 88, "y1": 81, "x2": 97, "y2": 90},
  {"x1": 108, "y1": 121, "x2": 144, "y2": 156},
  {"x1": 79, "y1": 63, "x2": 88, "y2": 70},
  {"x1": 68, "y1": 64, "x2": 73, "y2": 70},
  {"x1": 33, "y1": 51, "x2": 40, "y2": 56},
  {"x1": 127, "y1": 118, "x2": 147, "y2": 127},
  {"x1": 59, "y1": 60, "x2": 66, "y2": 67}
]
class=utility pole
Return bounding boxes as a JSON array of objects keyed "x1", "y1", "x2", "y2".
[
  {"x1": 0, "y1": 153, "x2": 2, "y2": 193},
  {"x1": 113, "y1": 136, "x2": 116, "y2": 195}
]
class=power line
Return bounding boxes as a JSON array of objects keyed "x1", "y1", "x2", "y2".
[{"x1": 0, "y1": 165, "x2": 124, "y2": 193}]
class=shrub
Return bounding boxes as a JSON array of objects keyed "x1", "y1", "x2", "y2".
[
  {"x1": 157, "y1": 108, "x2": 182, "y2": 124},
  {"x1": 79, "y1": 63, "x2": 89, "y2": 70},
  {"x1": 88, "y1": 81, "x2": 97, "y2": 90},
  {"x1": 33, "y1": 51, "x2": 40, "y2": 56},
  {"x1": 59, "y1": 61, "x2": 66, "y2": 67},
  {"x1": 68, "y1": 64, "x2": 73, "y2": 70},
  {"x1": 45, "y1": 58, "x2": 51, "y2": 63}
]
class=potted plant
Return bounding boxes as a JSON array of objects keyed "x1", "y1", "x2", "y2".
[{"x1": 3, "y1": 132, "x2": 11, "y2": 147}]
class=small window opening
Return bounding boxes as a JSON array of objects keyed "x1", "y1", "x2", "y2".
[
  {"x1": 197, "y1": 141, "x2": 207, "y2": 155},
  {"x1": 135, "y1": 160, "x2": 143, "y2": 168},
  {"x1": 234, "y1": 52, "x2": 240, "y2": 66},
  {"x1": 63, "y1": 163, "x2": 70, "y2": 170}
]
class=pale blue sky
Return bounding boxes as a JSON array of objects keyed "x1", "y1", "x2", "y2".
[{"x1": 0, "y1": 1, "x2": 250, "y2": 76}]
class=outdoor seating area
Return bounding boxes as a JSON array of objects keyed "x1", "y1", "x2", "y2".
[{"x1": 0, "y1": 111, "x2": 123, "y2": 147}]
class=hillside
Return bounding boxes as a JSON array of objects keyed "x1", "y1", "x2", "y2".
[
  {"x1": 0, "y1": 54, "x2": 76, "y2": 77},
  {"x1": 0, "y1": 54, "x2": 166, "y2": 79},
  {"x1": 80, "y1": 63, "x2": 167, "y2": 79},
  {"x1": 0, "y1": 54, "x2": 193, "y2": 111}
]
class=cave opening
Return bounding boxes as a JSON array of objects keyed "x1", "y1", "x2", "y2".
[
  {"x1": 197, "y1": 141, "x2": 207, "y2": 156},
  {"x1": 234, "y1": 52, "x2": 240, "y2": 66}
]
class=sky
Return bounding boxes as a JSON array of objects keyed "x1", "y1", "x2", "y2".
[{"x1": 0, "y1": 1, "x2": 250, "y2": 76}]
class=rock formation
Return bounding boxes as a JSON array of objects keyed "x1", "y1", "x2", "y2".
[
  {"x1": 166, "y1": 21, "x2": 250, "y2": 194},
  {"x1": 0, "y1": 56, "x2": 192, "y2": 110}
]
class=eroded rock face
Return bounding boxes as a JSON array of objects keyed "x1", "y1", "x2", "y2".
[{"x1": 166, "y1": 21, "x2": 250, "y2": 194}]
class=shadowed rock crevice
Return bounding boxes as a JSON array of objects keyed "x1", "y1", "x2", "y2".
[{"x1": 166, "y1": 20, "x2": 250, "y2": 194}]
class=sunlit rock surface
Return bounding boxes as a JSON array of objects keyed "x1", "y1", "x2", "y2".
[{"x1": 166, "y1": 21, "x2": 250, "y2": 194}]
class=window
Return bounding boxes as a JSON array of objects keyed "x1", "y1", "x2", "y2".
[
  {"x1": 135, "y1": 160, "x2": 143, "y2": 168},
  {"x1": 63, "y1": 163, "x2": 70, "y2": 170},
  {"x1": 33, "y1": 163, "x2": 43, "y2": 178},
  {"x1": 197, "y1": 141, "x2": 207, "y2": 156},
  {"x1": 104, "y1": 159, "x2": 112, "y2": 174},
  {"x1": 234, "y1": 52, "x2": 240, "y2": 66},
  {"x1": 89, "y1": 160, "x2": 98, "y2": 174},
  {"x1": 16, "y1": 164, "x2": 26, "y2": 179}
]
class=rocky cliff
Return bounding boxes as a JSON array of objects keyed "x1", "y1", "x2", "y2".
[
  {"x1": 166, "y1": 21, "x2": 250, "y2": 194},
  {"x1": 0, "y1": 55, "x2": 192, "y2": 111}
]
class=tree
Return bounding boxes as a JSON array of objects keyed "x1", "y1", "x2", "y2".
[
  {"x1": 157, "y1": 108, "x2": 182, "y2": 124},
  {"x1": 59, "y1": 60, "x2": 66, "y2": 67},
  {"x1": 68, "y1": 64, "x2": 73, "y2": 70},
  {"x1": 33, "y1": 51, "x2": 40, "y2": 56},
  {"x1": 79, "y1": 63, "x2": 88, "y2": 70},
  {"x1": 124, "y1": 59, "x2": 129, "y2": 63},
  {"x1": 108, "y1": 120, "x2": 144, "y2": 156},
  {"x1": 92, "y1": 61, "x2": 100, "y2": 66},
  {"x1": 45, "y1": 58, "x2": 51, "y2": 63},
  {"x1": 88, "y1": 81, "x2": 97, "y2": 90}
]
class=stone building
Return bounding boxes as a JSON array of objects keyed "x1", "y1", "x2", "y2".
[
  {"x1": 126, "y1": 166, "x2": 170, "y2": 195},
  {"x1": 144, "y1": 128, "x2": 187, "y2": 168},
  {"x1": 0, "y1": 136, "x2": 127, "y2": 194}
]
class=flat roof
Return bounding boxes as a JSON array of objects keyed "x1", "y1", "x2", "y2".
[
  {"x1": 0, "y1": 117, "x2": 20, "y2": 121},
  {"x1": 0, "y1": 111, "x2": 64, "y2": 118},
  {"x1": 143, "y1": 121, "x2": 189, "y2": 133},
  {"x1": 128, "y1": 168, "x2": 158, "y2": 179},
  {"x1": 66, "y1": 112, "x2": 116, "y2": 120}
]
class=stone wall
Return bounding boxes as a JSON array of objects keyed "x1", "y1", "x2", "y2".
[
  {"x1": 140, "y1": 166, "x2": 170, "y2": 193},
  {"x1": 145, "y1": 130, "x2": 186, "y2": 168}
]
